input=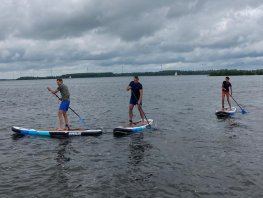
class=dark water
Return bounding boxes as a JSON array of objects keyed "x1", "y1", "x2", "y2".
[{"x1": 0, "y1": 76, "x2": 263, "y2": 198}]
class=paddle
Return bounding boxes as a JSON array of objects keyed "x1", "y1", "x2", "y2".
[
  {"x1": 131, "y1": 89, "x2": 151, "y2": 128},
  {"x1": 229, "y1": 94, "x2": 247, "y2": 114},
  {"x1": 47, "y1": 88, "x2": 86, "y2": 124}
]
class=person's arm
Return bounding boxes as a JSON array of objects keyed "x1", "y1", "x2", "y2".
[
  {"x1": 47, "y1": 87, "x2": 59, "y2": 94},
  {"x1": 230, "y1": 86, "x2": 232, "y2": 95},
  {"x1": 126, "y1": 85, "x2": 132, "y2": 91},
  {"x1": 127, "y1": 82, "x2": 132, "y2": 91},
  {"x1": 138, "y1": 89, "x2": 143, "y2": 105}
]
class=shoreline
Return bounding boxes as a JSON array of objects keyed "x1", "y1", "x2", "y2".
[{"x1": 1, "y1": 69, "x2": 263, "y2": 80}]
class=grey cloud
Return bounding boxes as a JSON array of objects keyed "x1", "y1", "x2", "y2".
[
  {"x1": 1, "y1": 0, "x2": 263, "y2": 78},
  {"x1": 166, "y1": 0, "x2": 207, "y2": 18},
  {"x1": 7, "y1": 0, "x2": 174, "y2": 41}
]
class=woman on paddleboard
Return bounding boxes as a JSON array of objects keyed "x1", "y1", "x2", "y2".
[
  {"x1": 47, "y1": 79, "x2": 71, "y2": 130},
  {"x1": 222, "y1": 76, "x2": 232, "y2": 111},
  {"x1": 126, "y1": 76, "x2": 145, "y2": 126}
]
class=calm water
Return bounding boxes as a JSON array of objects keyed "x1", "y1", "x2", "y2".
[{"x1": 0, "y1": 76, "x2": 263, "y2": 198}]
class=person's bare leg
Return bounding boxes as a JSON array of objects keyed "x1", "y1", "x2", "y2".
[
  {"x1": 63, "y1": 111, "x2": 69, "y2": 130},
  {"x1": 137, "y1": 105, "x2": 145, "y2": 123},
  {"x1": 128, "y1": 104, "x2": 134, "y2": 125},
  {"x1": 222, "y1": 94, "x2": 225, "y2": 111},
  {"x1": 58, "y1": 110, "x2": 63, "y2": 130},
  {"x1": 226, "y1": 95, "x2": 231, "y2": 110}
]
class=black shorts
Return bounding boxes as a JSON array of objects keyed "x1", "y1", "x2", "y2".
[{"x1": 129, "y1": 98, "x2": 142, "y2": 106}]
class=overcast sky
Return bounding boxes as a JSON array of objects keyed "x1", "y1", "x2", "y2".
[{"x1": 0, "y1": 0, "x2": 263, "y2": 78}]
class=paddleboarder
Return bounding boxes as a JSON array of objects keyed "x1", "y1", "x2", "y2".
[
  {"x1": 47, "y1": 79, "x2": 70, "y2": 130},
  {"x1": 222, "y1": 76, "x2": 232, "y2": 111},
  {"x1": 126, "y1": 76, "x2": 145, "y2": 125}
]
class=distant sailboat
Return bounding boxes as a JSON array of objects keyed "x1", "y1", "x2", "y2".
[{"x1": 174, "y1": 72, "x2": 178, "y2": 76}]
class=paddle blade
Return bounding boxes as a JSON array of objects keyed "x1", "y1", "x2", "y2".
[
  {"x1": 79, "y1": 117, "x2": 86, "y2": 125},
  {"x1": 146, "y1": 120, "x2": 158, "y2": 131},
  {"x1": 146, "y1": 125, "x2": 151, "y2": 129},
  {"x1": 241, "y1": 109, "x2": 247, "y2": 114}
]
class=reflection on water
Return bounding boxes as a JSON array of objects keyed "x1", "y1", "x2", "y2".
[
  {"x1": 56, "y1": 139, "x2": 71, "y2": 164},
  {"x1": 114, "y1": 134, "x2": 156, "y2": 196},
  {"x1": 128, "y1": 134, "x2": 150, "y2": 166},
  {"x1": 48, "y1": 139, "x2": 72, "y2": 197},
  {"x1": 54, "y1": 139, "x2": 71, "y2": 185},
  {"x1": 11, "y1": 133, "x2": 25, "y2": 140}
]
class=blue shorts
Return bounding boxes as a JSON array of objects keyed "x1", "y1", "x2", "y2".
[
  {"x1": 59, "y1": 100, "x2": 70, "y2": 111},
  {"x1": 129, "y1": 98, "x2": 142, "y2": 106}
]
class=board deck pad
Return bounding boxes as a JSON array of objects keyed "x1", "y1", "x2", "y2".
[
  {"x1": 215, "y1": 107, "x2": 237, "y2": 118},
  {"x1": 33, "y1": 129, "x2": 93, "y2": 132},
  {"x1": 12, "y1": 126, "x2": 102, "y2": 137},
  {"x1": 127, "y1": 120, "x2": 148, "y2": 127},
  {"x1": 113, "y1": 119, "x2": 153, "y2": 136}
]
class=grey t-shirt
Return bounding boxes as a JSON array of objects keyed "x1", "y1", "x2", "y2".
[{"x1": 57, "y1": 84, "x2": 70, "y2": 101}]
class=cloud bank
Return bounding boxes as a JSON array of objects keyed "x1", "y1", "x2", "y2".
[{"x1": 0, "y1": 0, "x2": 263, "y2": 78}]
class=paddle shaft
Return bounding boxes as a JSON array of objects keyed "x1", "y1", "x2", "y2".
[
  {"x1": 131, "y1": 89, "x2": 150, "y2": 126},
  {"x1": 229, "y1": 94, "x2": 244, "y2": 110}
]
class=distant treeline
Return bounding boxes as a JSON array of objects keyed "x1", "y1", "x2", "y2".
[
  {"x1": 61, "y1": 70, "x2": 210, "y2": 78},
  {"x1": 17, "y1": 70, "x2": 210, "y2": 80},
  {"x1": 209, "y1": 69, "x2": 263, "y2": 76},
  {"x1": 16, "y1": 69, "x2": 263, "y2": 80}
]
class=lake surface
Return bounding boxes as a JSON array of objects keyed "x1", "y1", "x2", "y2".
[{"x1": 0, "y1": 75, "x2": 263, "y2": 198}]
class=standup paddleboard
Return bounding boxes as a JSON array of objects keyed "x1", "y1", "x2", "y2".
[
  {"x1": 215, "y1": 107, "x2": 237, "y2": 118},
  {"x1": 113, "y1": 119, "x2": 153, "y2": 136},
  {"x1": 12, "y1": 126, "x2": 102, "y2": 137}
]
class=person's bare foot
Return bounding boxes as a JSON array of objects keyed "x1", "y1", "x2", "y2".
[
  {"x1": 128, "y1": 120, "x2": 133, "y2": 126},
  {"x1": 141, "y1": 120, "x2": 147, "y2": 124},
  {"x1": 64, "y1": 124, "x2": 70, "y2": 130}
]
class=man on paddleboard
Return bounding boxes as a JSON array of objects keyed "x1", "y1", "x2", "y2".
[
  {"x1": 47, "y1": 79, "x2": 70, "y2": 130},
  {"x1": 126, "y1": 76, "x2": 144, "y2": 125},
  {"x1": 222, "y1": 76, "x2": 232, "y2": 111}
]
